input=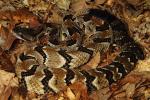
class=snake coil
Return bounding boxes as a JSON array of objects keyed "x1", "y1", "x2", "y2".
[{"x1": 15, "y1": 8, "x2": 145, "y2": 95}]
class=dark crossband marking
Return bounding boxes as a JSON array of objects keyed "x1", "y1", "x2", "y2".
[
  {"x1": 112, "y1": 30, "x2": 129, "y2": 37},
  {"x1": 19, "y1": 53, "x2": 35, "y2": 61},
  {"x1": 16, "y1": 8, "x2": 145, "y2": 95},
  {"x1": 41, "y1": 68, "x2": 54, "y2": 93},
  {"x1": 115, "y1": 55, "x2": 135, "y2": 72},
  {"x1": 80, "y1": 70, "x2": 96, "y2": 93},
  {"x1": 78, "y1": 46, "x2": 93, "y2": 56},
  {"x1": 110, "y1": 19, "x2": 128, "y2": 32},
  {"x1": 85, "y1": 9, "x2": 127, "y2": 28},
  {"x1": 58, "y1": 50, "x2": 73, "y2": 68},
  {"x1": 110, "y1": 61, "x2": 127, "y2": 77},
  {"x1": 96, "y1": 67, "x2": 115, "y2": 84},
  {"x1": 64, "y1": 68, "x2": 75, "y2": 85},
  {"x1": 84, "y1": 9, "x2": 129, "y2": 44},
  {"x1": 124, "y1": 44, "x2": 145, "y2": 60},
  {"x1": 21, "y1": 65, "x2": 38, "y2": 77},
  {"x1": 103, "y1": 64, "x2": 122, "y2": 81},
  {"x1": 114, "y1": 35, "x2": 132, "y2": 46},
  {"x1": 19, "y1": 78, "x2": 28, "y2": 95},
  {"x1": 120, "y1": 51, "x2": 138, "y2": 63},
  {"x1": 20, "y1": 65, "x2": 38, "y2": 93},
  {"x1": 34, "y1": 46, "x2": 47, "y2": 63}
]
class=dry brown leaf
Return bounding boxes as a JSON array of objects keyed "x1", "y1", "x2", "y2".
[
  {"x1": 0, "y1": 70, "x2": 18, "y2": 100},
  {"x1": 54, "y1": 0, "x2": 71, "y2": 11},
  {"x1": 136, "y1": 57, "x2": 150, "y2": 72},
  {"x1": 81, "y1": 52, "x2": 100, "y2": 70},
  {"x1": 0, "y1": 47, "x2": 15, "y2": 72},
  {"x1": 68, "y1": 82, "x2": 89, "y2": 100},
  {"x1": 90, "y1": 87, "x2": 111, "y2": 100},
  {"x1": 0, "y1": 8, "x2": 41, "y2": 30},
  {"x1": 0, "y1": 25, "x2": 16, "y2": 50},
  {"x1": 66, "y1": 87, "x2": 76, "y2": 100},
  {"x1": 124, "y1": 83, "x2": 136, "y2": 98},
  {"x1": 70, "y1": 0, "x2": 88, "y2": 15},
  {"x1": 0, "y1": 0, "x2": 149, "y2": 100}
]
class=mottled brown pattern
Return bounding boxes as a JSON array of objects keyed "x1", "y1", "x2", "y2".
[{"x1": 14, "y1": 7, "x2": 145, "y2": 97}]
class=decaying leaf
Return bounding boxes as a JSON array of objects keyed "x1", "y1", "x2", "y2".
[
  {"x1": 0, "y1": 47, "x2": 15, "y2": 72},
  {"x1": 0, "y1": 70, "x2": 18, "y2": 100},
  {"x1": 0, "y1": 25, "x2": 16, "y2": 50},
  {"x1": 0, "y1": 0, "x2": 149, "y2": 100},
  {"x1": 54, "y1": 0, "x2": 71, "y2": 11}
]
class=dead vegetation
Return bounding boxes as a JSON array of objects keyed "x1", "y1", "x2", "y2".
[{"x1": 0, "y1": 0, "x2": 149, "y2": 100}]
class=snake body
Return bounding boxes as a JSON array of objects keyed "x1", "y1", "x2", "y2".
[{"x1": 14, "y1": 8, "x2": 145, "y2": 95}]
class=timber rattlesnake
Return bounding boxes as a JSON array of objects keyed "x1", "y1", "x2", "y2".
[{"x1": 14, "y1": 8, "x2": 145, "y2": 96}]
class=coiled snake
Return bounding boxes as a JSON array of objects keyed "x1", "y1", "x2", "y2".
[{"x1": 14, "y1": 8, "x2": 145, "y2": 95}]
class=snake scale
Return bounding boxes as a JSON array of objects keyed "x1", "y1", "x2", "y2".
[{"x1": 14, "y1": 8, "x2": 145, "y2": 95}]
